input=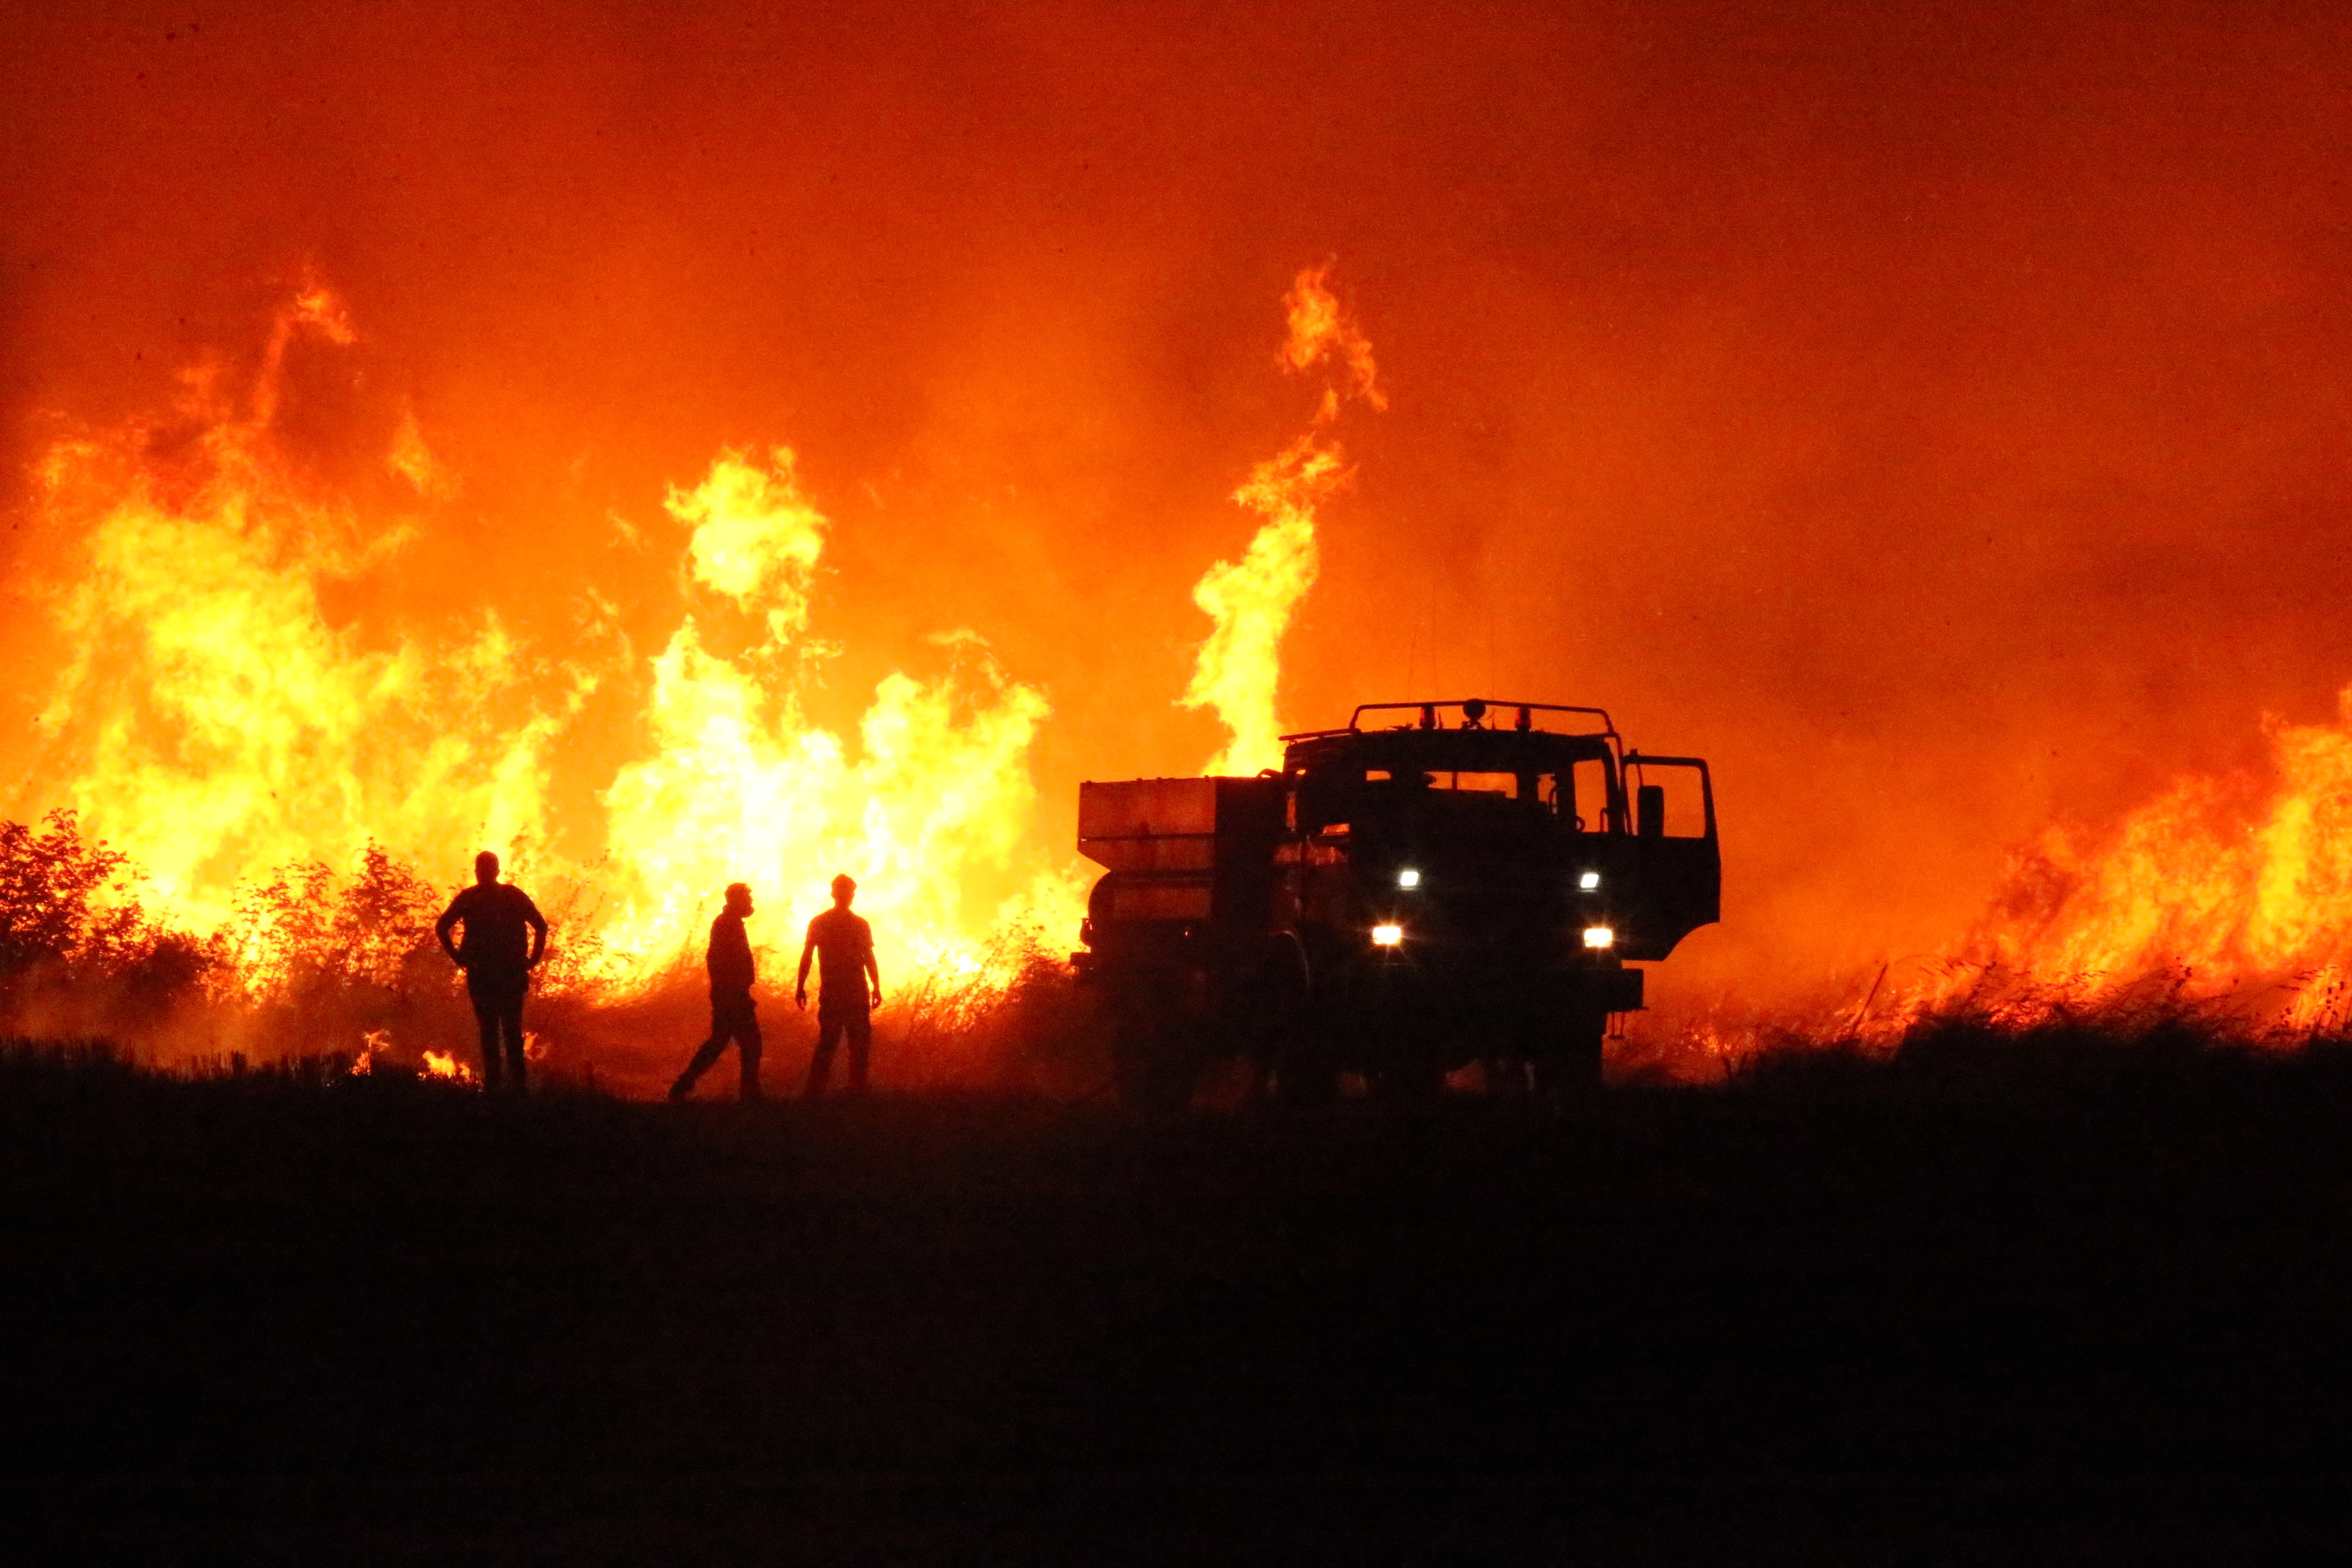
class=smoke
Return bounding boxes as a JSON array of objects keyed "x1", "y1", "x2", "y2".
[{"x1": 8, "y1": 0, "x2": 2352, "y2": 1019}]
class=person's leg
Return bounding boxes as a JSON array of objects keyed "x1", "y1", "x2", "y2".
[
  {"x1": 845, "y1": 1013, "x2": 872, "y2": 1095},
  {"x1": 468, "y1": 981, "x2": 505, "y2": 1093},
  {"x1": 501, "y1": 982, "x2": 529, "y2": 1093},
  {"x1": 805, "y1": 1016, "x2": 841, "y2": 1100},
  {"x1": 671, "y1": 1001, "x2": 731, "y2": 1099},
  {"x1": 671, "y1": 1039, "x2": 720, "y2": 1097},
  {"x1": 737, "y1": 1004, "x2": 764, "y2": 1101}
]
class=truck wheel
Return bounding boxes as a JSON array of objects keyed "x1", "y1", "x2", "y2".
[
  {"x1": 1113, "y1": 1041, "x2": 1197, "y2": 1112},
  {"x1": 1369, "y1": 1060, "x2": 1445, "y2": 1105},
  {"x1": 1271, "y1": 1037, "x2": 1339, "y2": 1110},
  {"x1": 1116, "y1": 1056, "x2": 1196, "y2": 1112},
  {"x1": 1537, "y1": 1009, "x2": 1608, "y2": 1095},
  {"x1": 1111, "y1": 1014, "x2": 1199, "y2": 1112}
]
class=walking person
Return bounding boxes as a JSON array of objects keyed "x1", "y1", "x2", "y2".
[
  {"x1": 797, "y1": 874, "x2": 881, "y2": 1098},
  {"x1": 669, "y1": 882, "x2": 764, "y2": 1102},
  {"x1": 435, "y1": 850, "x2": 548, "y2": 1093}
]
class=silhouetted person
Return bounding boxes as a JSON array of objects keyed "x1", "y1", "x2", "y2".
[
  {"x1": 798, "y1": 873, "x2": 880, "y2": 1098},
  {"x1": 435, "y1": 850, "x2": 548, "y2": 1093},
  {"x1": 669, "y1": 882, "x2": 763, "y2": 1102}
]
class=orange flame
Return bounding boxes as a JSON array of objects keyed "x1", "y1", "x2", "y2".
[
  {"x1": 1181, "y1": 266, "x2": 1384, "y2": 775},
  {"x1": 1901, "y1": 685, "x2": 2352, "y2": 1034},
  {"x1": 1279, "y1": 263, "x2": 1387, "y2": 415},
  {"x1": 350, "y1": 1028, "x2": 390, "y2": 1075}
]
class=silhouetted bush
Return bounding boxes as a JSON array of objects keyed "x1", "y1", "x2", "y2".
[{"x1": 0, "y1": 810, "x2": 222, "y2": 1037}]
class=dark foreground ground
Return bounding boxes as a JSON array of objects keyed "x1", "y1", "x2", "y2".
[{"x1": 7, "y1": 1038, "x2": 2352, "y2": 1564}]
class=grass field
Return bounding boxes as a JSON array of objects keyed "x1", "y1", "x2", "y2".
[{"x1": 7, "y1": 1027, "x2": 2352, "y2": 1563}]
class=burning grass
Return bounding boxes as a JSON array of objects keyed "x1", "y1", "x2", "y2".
[
  {"x1": 1619, "y1": 953, "x2": 2352, "y2": 1099},
  {"x1": 24, "y1": 795, "x2": 2352, "y2": 1109}
]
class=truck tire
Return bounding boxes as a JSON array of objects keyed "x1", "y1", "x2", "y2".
[
  {"x1": 1098, "y1": 947, "x2": 1201, "y2": 1112},
  {"x1": 1113, "y1": 1023, "x2": 1198, "y2": 1112},
  {"x1": 1536, "y1": 1007, "x2": 1608, "y2": 1094},
  {"x1": 1271, "y1": 1034, "x2": 1340, "y2": 1110},
  {"x1": 1369, "y1": 1060, "x2": 1446, "y2": 1104}
]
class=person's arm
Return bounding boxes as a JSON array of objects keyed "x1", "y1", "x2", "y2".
[
  {"x1": 436, "y1": 894, "x2": 465, "y2": 966},
  {"x1": 865, "y1": 939, "x2": 881, "y2": 1007},
  {"x1": 795, "y1": 931, "x2": 815, "y2": 1010},
  {"x1": 524, "y1": 897, "x2": 549, "y2": 969}
]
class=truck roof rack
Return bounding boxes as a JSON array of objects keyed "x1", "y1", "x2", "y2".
[{"x1": 1282, "y1": 699, "x2": 1620, "y2": 743}]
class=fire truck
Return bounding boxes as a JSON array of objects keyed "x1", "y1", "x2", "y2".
[{"x1": 1073, "y1": 699, "x2": 1719, "y2": 1106}]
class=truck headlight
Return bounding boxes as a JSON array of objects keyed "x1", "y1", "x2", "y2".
[
  {"x1": 1577, "y1": 870, "x2": 1601, "y2": 890},
  {"x1": 1582, "y1": 926, "x2": 1615, "y2": 950},
  {"x1": 1371, "y1": 924, "x2": 1405, "y2": 947}
]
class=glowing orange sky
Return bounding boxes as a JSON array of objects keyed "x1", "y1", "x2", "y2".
[{"x1": 7, "y1": 0, "x2": 2352, "y2": 999}]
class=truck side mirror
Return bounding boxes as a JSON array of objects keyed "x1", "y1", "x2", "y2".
[
  {"x1": 1637, "y1": 783, "x2": 1666, "y2": 838},
  {"x1": 1296, "y1": 775, "x2": 1348, "y2": 835}
]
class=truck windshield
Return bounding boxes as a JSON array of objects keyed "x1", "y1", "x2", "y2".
[
  {"x1": 1364, "y1": 769, "x2": 1568, "y2": 814},
  {"x1": 1435, "y1": 771, "x2": 1520, "y2": 796},
  {"x1": 1333, "y1": 750, "x2": 1616, "y2": 834}
]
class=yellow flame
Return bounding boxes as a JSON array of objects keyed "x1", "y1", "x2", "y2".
[
  {"x1": 22, "y1": 415, "x2": 555, "y2": 928},
  {"x1": 1908, "y1": 683, "x2": 2352, "y2": 1031},
  {"x1": 671, "y1": 446, "x2": 828, "y2": 643},
  {"x1": 351, "y1": 1028, "x2": 390, "y2": 1075},
  {"x1": 596, "y1": 446, "x2": 1077, "y2": 985},
  {"x1": 1181, "y1": 266, "x2": 1384, "y2": 775},
  {"x1": 1181, "y1": 437, "x2": 1344, "y2": 774}
]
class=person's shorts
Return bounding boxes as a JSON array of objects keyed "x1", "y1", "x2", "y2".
[
  {"x1": 466, "y1": 968, "x2": 529, "y2": 1014},
  {"x1": 818, "y1": 1001, "x2": 872, "y2": 1034}
]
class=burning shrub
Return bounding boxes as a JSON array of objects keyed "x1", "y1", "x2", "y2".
[
  {"x1": 219, "y1": 844, "x2": 468, "y2": 1063},
  {"x1": 1, "y1": 810, "x2": 140, "y2": 981},
  {"x1": 0, "y1": 810, "x2": 220, "y2": 1038}
]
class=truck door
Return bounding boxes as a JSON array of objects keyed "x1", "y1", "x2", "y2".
[{"x1": 1618, "y1": 754, "x2": 1720, "y2": 960}]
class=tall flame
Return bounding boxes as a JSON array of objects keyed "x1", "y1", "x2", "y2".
[
  {"x1": 20, "y1": 287, "x2": 559, "y2": 929},
  {"x1": 600, "y1": 447, "x2": 1068, "y2": 978},
  {"x1": 1181, "y1": 266, "x2": 1385, "y2": 775}
]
